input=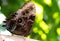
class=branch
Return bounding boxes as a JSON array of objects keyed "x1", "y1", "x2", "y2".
[{"x1": 0, "y1": 34, "x2": 39, "y2": 41}]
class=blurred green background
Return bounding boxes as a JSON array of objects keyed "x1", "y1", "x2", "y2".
[{"x1": 0, "y1": 0, "x2": 60, "y2": 41}]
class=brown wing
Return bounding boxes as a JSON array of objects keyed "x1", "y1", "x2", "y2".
[{"x1": 5, "y1": 1, "x2": 36, "y2": 36}]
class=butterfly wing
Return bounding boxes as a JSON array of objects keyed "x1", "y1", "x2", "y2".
[{"x1": 4, "y1": 1, "x2": 36, "y2": 36}]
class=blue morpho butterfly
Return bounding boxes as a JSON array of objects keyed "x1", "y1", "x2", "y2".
[{"x1": 2, "y1": 1, "x2": 36, "y2": 36}]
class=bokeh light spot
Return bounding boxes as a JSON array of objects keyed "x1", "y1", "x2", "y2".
[
  {"x1": 33, "y1": 2, "x2": 44, "y2": 23},
  {"x1": 38, "y1": 30, "x2": 43, "y2": 35},
  {"x1": 57, "y1": 28, "x2": 60, "y2": 36},
  {"x1": 33, "y1": 27, "x2": 38, "y2": 33},
  {"x1": 44, "y1": 0, "x2": 52, "y2": 6},
  {"x1": 35, "y1": 4, "x2": 43, "y2": 14},
  {"x1": 39, "y1": 21, "x2": 49, "y2": 33},
  {"x1": 53, "y1": 12, "x2": 59, "y2": 19},
  {"x1": 58, "y1": 0, "x2": 60, "y2": 9},
  {"x1": 41, "y1": 34, "x2": 47, "y2": 40},
  {"x1": 55, "y1": 18, "x2": 60, "y2": 25},
  {"x1": 27, "y1": 35, "x2": 30, "y2": 38}
]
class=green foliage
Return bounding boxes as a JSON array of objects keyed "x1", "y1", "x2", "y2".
[
  {"x1": 1, "y1": 0, "x2": 25, "y2": 18},
  {"x1": 0, "y1": 0, "x2": 60, "y2": 41}
]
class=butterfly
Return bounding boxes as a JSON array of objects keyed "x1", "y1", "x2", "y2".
[{"x1": 3, "y1": 1, "x2": 36, "y2": 37}]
